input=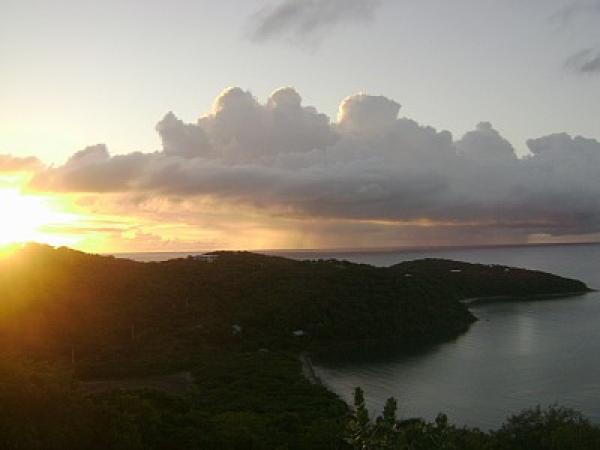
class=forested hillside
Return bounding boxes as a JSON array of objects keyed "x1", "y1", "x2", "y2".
[{"x1": 0, "y1": 245, "x2": 589, "y2": 374}]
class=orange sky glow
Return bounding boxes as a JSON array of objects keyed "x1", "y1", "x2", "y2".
[{"x1": 3, "y1": 169, "x2": 592, "y2": 255}]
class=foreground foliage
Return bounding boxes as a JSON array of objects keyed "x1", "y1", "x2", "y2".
[
  {"x1": 3, "y1": 361, "x2": 600, "y2": 450},
  {"x1": 0, "y1": 357, "x2": 346, "y2": 450},
  {"x1": 346, "y1": 388, "x2": 600, "y2": 450}
]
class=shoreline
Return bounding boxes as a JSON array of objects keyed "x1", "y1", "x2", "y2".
[
  {"x1": 300, "y1": 352, "x2": 321, "y2": 385},
  {"x1": 461, "y1": 290, "x2": 593, "y2": 306},
  {"x1": 305, "y1": 289, "x2": 593, "y2": 403}
]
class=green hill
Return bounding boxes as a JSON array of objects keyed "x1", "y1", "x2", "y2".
[{"x1": 0, "y1": 245, "x2": 589, "y2": 374}]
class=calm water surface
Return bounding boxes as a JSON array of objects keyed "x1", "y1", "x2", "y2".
[
  {"x1": 301, "y1": 244, "x2": 600, "y2": 430},
  {"x1": 118, "y1": 243, "x2": 600, "y2": 429}
]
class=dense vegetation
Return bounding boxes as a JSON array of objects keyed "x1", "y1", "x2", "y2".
[
  {"x1": 0, "y1": 244, "x2": 592, "y2": 449},
  {"x1": 346, "y1": 388, "x2": 600, "y2": 450},
  {"x1": 0, "y1": 355, "x2": 346, "y2": 450},
  {"x1": 0, "y1": 245, "x2": 588, "y2": 372}
]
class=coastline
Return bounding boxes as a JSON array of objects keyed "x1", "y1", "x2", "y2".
[
  {"x1": 461, "y1": 289, "x2": 593, "y2": 306},
  {"x1": 300, "y1": 352, "x2": 321, "y2": 385},
  {"x1": 305, "y1": 289, "x2": 594, "y2": 407}
]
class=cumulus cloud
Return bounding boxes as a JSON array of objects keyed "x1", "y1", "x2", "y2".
[
  {"x1": 0, "y1": 154, "x2": 42, "y2": 172},
  {"x1": 30, "y1": 86, "x2": 600, "y2": 241},
  {"x1": 36, "y1": 144, "x2": 151, "y2": 192},
  {"x1": 455, "y1": 122, "x2": 517, "y2": 164},
  {"x1": 336, "y1": 94, "x2": 400, "y2": 134},
  {"x1": 248, "y1": 0, "x2": 382, "y2": 45}
]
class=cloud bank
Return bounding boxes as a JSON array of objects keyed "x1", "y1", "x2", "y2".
[
  {"x1": 29, "y1": 86, "x2": 600, "y2": 243},
  {"x1": 0, "y1": 154, "x2": 42, "y2": 172},
  {"x1": 248, "y1": 0, "x2": 381, "y2": 44}
]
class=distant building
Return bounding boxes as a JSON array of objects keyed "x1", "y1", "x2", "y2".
[
  {"x1": 450, "y1": 269, "x2": 462, "y2": 273},
  {"x1": 193, "y1": 253, "x2": 219, "y2": 263},
  {"x1": 292, "y1": 329, "x2": 306, "y2": 337}
]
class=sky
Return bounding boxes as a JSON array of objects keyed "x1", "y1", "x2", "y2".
[{"x1": 1, "y1": 0, "x2": 600, "y2": 252}]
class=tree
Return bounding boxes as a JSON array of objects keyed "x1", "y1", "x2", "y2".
[{"x1": 346, "y1": 387, "x2": 372, "y2": 449}]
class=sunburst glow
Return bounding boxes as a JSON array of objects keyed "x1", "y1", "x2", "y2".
[{"x1": 0, "y1": 187, "x2": 80, "y2": 247}]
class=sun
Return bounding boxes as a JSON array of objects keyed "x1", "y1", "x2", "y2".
[{"x1": 0, "y1": 187, "x2": 78, "y2": 247}]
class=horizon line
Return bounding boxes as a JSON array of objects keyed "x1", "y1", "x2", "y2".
[{"x1": 106, "y1": 240, "x2": 600, "y2": 256}]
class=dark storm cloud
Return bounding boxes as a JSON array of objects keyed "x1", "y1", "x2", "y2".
[
  {"x1": 29, "y1": 86, "x2": 600, "y2": 239},
  {"x1": 565, "y1": 48, "x2": 600, "y2": 73},
  {"x1": 248, "y1": 0, "x2": 381, "y2": 44}
]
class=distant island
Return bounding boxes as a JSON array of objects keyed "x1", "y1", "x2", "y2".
[{"x1": 0, "y1": 244, "x2": 594, "y2": 449}]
